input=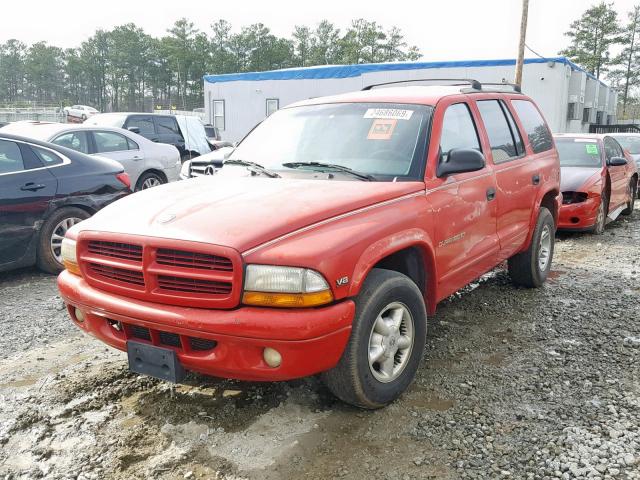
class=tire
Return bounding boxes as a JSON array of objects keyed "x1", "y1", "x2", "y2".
[
  {"x1": 508, "y1": 207, "x2": 555, "y2": 288},
  {"x1": 321, "y1": 268, "x2": 427, "y2": 409},
  {"x1": 36, "y1": 207, "x2": 90, "y2": 274},
  {"x1": 135, "y1": 171, "x2": 165, "y2": 191},
  {"x1": 621, "y1": 180, "x2": 636, "y2": 215},
  {"x1": 591, "y1": 193, "x2": 608, "y2": 234}
]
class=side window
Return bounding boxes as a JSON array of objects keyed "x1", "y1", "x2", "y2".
[
  {"x1": 126, "y1": 137, "x2": 139, "y2": 150},
  {"x1": 266, "y1": 99, "x2": 279, "y2": 117},
  {"x1": 32, "y1": 147, "x2": 64, "y2": 166},
  {"x1": 604, "y1": 138, "x2": 623, "y2": 159},
  {"x1": 126, "y1": 116, "x2": 155, "y2": 135},
  {"x1": 52, "y1": 131, "x2": 90, "y2": 154},
  {"x1": 0, "y1": 140, "x2": 25, "y2": 174},
  {"x1": 439, "y1": 103, "x2": 481, "y2": 162},
  {"x1": 213, "y1": 100, "x2": 225, "y2": 131},
  {"x1": 511, "y1": 100, "x2": 553, "y2": 154},
  {"x1": 477, "y1": 100, "x2": 521, "y2": 163},
  {"x1": 94, "y1": 131, "x2": 130, "y2": 153},
  {"x1": 500, "y1": 101, "x2": 525, "y2": 156},
  {"x1": 156, "y1": 117, "x2": 180, "y2": 136}
]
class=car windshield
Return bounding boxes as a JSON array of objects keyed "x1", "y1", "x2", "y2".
[
  {"x1": 612, "y1": 135, "x2": 640, "y2": 154},
  {"x1": 555, "y1": 138, "x2": 602, "y2": 168},
  {"x1": 228, "y1": 102, "x2": 432, "y2": 180}
]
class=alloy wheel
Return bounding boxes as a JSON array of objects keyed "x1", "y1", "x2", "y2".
[
  {"x1": 141, "y1": 177, "x2": 162, "y2": 189},
  {"x1": 50, "y1": 217, "x2": 83, "y2": 263},
  {"x1": 368, "y1": 302, "x2": 414, "y2": 383},
  {"x1": 538, "y1": 224, "x2": 551, "y2": 271}
]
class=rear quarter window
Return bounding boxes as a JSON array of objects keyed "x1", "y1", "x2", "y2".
[{"x1": 511, "y1": 100, "x2": 553, "y2": 154}]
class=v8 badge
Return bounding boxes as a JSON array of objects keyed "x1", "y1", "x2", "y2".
[{"x1": 336, "y1": 276, "x2": 349, "y2": 286}]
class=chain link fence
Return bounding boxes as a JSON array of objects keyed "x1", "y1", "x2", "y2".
[{"x1": 0, "y1": 103, "x2": 65, "y2": 123}]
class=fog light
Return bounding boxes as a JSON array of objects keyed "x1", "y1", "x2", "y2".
[
  {"x1": 263, "y1": 348, "x2": 282, "y2": 368},
  {"x1": 74, "y1": 308, "x2": 85, "y2": 323}
]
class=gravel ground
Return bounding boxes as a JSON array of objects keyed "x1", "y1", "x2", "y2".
[{"x1": 0, "y1": 208, "x2": 638, "y2": 480}]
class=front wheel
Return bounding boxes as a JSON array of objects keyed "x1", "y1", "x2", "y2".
[
  {"x1": 321, "y1": 268, "x2": 427, "y2": 409},
  {"x1": 508, "y1": 207, "x2": 555, "y2": 288}
]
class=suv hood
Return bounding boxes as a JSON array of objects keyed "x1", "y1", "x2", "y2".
[{"x1": 75, "y1": 176, "x2": 424, "y2": 252}]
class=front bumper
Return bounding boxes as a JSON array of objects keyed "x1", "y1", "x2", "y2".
[
  {"x1": 558, "y1": 196, "x2": 599, "y2": 230},
  {"x1": 57, "y1": 270, "x2": 354, "y2": 381}
]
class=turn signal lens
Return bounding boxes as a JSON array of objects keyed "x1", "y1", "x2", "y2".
[
  {"x1": 61, "y1": 238, "x2": 81, "y2": 276},
  {"x1": 242, "y1": 290, "x2": 334, "y2": 308}
]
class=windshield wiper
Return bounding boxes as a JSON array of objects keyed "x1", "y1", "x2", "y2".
[
  {"x1": 224, "y1": 159, "x2": 281, "y2": 178},
  {"x1": 282, "y1": 162, "x2": 375, "y2": 181}
]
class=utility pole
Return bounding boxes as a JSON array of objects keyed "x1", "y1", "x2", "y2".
[{"x1": 515, "y1": 0, "x2": 530, "y2": 87}]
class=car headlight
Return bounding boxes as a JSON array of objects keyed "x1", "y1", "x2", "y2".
[
  {"x1": 61, "y1": 238, "x2": 81, "y2": 275},
  {"x1": 242, "y1": 265, "x2": 333, "y2": 308},
  {"x1": 180, "y1": 160, "x2": 191, "y2": 179}
]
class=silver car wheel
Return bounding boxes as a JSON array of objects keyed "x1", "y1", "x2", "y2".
[
  {"x1": 368, "y1": 302, "x2": 414, "y2": 383},
  {"x1": 50, "y1": 217, "x2": 83, "y2": 263},
  {"x1": 141, "y1": 177, "x2": 162, "y2": 189},
  {"x1": 538, "y1": 224, "x2": 551, "y2": 271}
]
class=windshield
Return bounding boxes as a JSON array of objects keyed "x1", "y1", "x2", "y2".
[
  {"x1": 85, "y1": 113, "x2": 128, "y2": 128},
  {"x1": 228, "y1": 103, "x2": 431, "y2": 180},
  {"x1": 555, "y1": 138, "x2": 603, "y2": 168},
  {"x1": 612, "y1": 135, "x2": 640, "y2": 155}
]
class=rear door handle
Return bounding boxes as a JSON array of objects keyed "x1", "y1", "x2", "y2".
[
  {"x1": 532, "y1": 174, "x2": 541, "y2": 185},
  {"x1": 486, "y1": 187, "x2": 496, "y2": 201},
  {"x1": 20, "y1": 182, "x2": 46, "y2": 191}
]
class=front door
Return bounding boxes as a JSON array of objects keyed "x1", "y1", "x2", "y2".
[
  {"x1": 604, "y1": 136, "x2": 628, "y2": 213},
  {"x1": 426, "y1": 101, "x2": 499, "y2": 300},
  {"x1": 0, "y1": 139, "x2": 57, "y2": 268}
]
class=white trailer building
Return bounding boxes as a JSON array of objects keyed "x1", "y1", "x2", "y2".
[{"x1": 203, "y1": 57, "x2": 617, "y2": 143}]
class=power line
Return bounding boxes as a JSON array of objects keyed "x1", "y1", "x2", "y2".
[{"x1": 525, "y1": 43, "x2": 548, "y2": 60}]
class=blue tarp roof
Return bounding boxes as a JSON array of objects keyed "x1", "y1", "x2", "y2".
[{"x1": 204, "y1": 56, "x2": 604, "y2": 85}]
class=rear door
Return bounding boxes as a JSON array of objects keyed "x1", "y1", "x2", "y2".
[
  {"x1": 0, "y1": 139, "x2": 57, "y2": 268},
  {"x1": 604, "y1": 136, "x2": 628, "y2": 211},
  {"x1": 91, "y1": 130, "x2": 145, "y2": 186},
  {"x1": 124, "y1": 115, "x2": 156, "y2": 142},
  {"x1": 426, "y1": 100, "x2": 499, "y2": 299},
  {"x1": 154, "y1": 116, "x2": 186, "y2": 157}
]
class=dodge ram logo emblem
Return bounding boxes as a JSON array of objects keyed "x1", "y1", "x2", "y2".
[
  {"x1": 157, "y1": 213, "x2": 176, "y2": 224},
  {"x1": 205, "y1": 165, "x2": 216, "y2": 175}
]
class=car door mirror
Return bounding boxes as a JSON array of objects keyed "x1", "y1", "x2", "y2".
[
  {"x1": 437, "y1": 148, "x2": 485, "y2": 178},
  {"x1": 608, "y1": 156, "x2": 627, "y2": 167},
  {"x1": 127, "y1": 126, "x2": 140, "y2": 134}
]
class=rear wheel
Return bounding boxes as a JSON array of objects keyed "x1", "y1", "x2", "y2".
[
  {"x1": 621, "y1": 180, "x2": 636, "y2": 215},
  {"x1": 508, "y1": 207, "x2": 555, "y2": 288},
  {"x1": 136, "y1": 172, "x2": 165, "y2": 191},
  {"x1": 36, "y1": 207, "x2": 89, "y2": 274},
  {"x1": 321, "y1": 268, "x2": 427, "y2": 409}
]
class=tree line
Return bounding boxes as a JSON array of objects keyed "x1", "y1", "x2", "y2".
[
  {"x1": 560, "y1": 2, "x2": 640, "y2": 116},
  {"x1": 0, "y1": 19, "x2": 420, "y2": 112}
]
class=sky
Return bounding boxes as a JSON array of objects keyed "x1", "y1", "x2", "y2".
[{"x1": 2, "y1": 0, "x2": 639, "y2": 62}]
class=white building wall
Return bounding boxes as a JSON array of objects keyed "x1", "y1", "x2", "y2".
[{"x1": 205, "y1": 61, "x2": 614, "y2": 143}]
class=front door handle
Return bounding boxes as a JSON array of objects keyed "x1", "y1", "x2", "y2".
[
  {"x1": 21, "y1": 182, "x2": 46, "y2": 192},
  {"x1": 486, "y1": 187, "x2": 496, "y2": 201},
  {"x1": 133, "y1": 156, "x2": 142, "y2": 161},
  {"x1": 532, "y1": 174, "x2": 541, "y2": 185}
]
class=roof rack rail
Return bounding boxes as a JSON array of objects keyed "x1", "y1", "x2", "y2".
[
  {"x1": 362, "y1": 78, "x2": 482, "y2": 91},
  {"x1": 481, "y1": 82, "x2": 522, "y2": 93}
]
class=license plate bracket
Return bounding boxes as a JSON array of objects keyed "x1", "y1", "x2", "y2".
[{"x1": 127, "y1": 340, "x2": 185, "y2": 383}]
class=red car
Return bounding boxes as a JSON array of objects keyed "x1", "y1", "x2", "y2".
[
  {"x1": 58, "y1": 81, "x2": 561, "y2": 408},
  {"x1": 554, "y1": 134, "x2": 638, "y2": 234}
]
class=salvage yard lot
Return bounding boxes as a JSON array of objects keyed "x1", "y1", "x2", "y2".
[{"x1": 1, "y1": 210, "x2": 639, "y2": 480}]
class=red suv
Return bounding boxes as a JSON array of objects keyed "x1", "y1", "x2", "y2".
[{"x1": 58, "y1": 80, "x2": 561, "y2": 408}]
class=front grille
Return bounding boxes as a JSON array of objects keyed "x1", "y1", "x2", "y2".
[
  {"x1": 79, "y1": 235, "x2": 241, "y2": 308},
  {"x1": 157, "y1": 275, "x2": 232, "y2": 295},
  {"x1": 129, "y1": 324, "x2": 151, "y2": 341},
  {"x1": 189, "y1": 163, "x2": 217, "y2": 177},
  {"x1": 88, "y1": 240, "x2": 142, "y2": 262},
  {"x1": 90, "y1": 263, "x2": 145, "y2": 287},
  {"x1": 189, "y1": 337, "x2": 217, "y2": 351},
  {"x1": 159, "y1": 331, "x2": 181, "y2": 348},
  {"x1": 156, "y1": 248, "x2": 232, "y2": 271}
]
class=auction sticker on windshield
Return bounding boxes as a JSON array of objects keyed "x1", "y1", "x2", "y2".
[{"x1": 364, "y1": 108, "x2": 414, "y2": 120}]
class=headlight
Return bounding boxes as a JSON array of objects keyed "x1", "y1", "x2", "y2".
[
  {"x1": 242, "y1": 265, "x2": 333, "y2": 308},
  {"x1": 61, "y1": 238, "x2": 81, "y2": 275},
  {"x1": 180, "y1": 160, "x2": 191, "y2": 179}
]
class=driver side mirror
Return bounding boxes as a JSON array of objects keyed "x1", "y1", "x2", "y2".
[
  {"x1": 608, "y1": 156, "x2": 627, "y2": 167},
  {"x1": 437, "y1": 148, "x2": 485, "y2": 178},
  {"x1": 127, "y1": 126, "x2": 140, "y2": 134}
]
